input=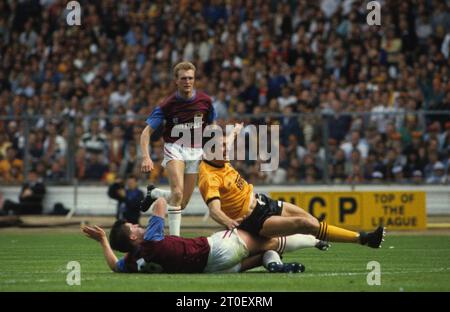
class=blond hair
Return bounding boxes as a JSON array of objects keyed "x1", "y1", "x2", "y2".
[{"x1": 173, "y1": 61, "x2": 196, "y2": 78}]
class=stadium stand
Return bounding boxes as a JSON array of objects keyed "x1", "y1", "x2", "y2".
[{"x1": 0, "y1": 0, "x2": 449, "y2": 187}]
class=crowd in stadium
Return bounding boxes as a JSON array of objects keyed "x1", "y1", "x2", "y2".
[{"x1": 0, "y1": 0, "x2": 449, "y2": 185}]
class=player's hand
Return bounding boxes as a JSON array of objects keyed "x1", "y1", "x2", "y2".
[
  {"x1": 141, "y1": 158, "x2": 154, "y2": 172},
  {"x1": 82, "y1": 225, "x2": 107, "y2": 242},
  {"x1": 225, "y1": 219, "x2": 240, "y2": 230}
]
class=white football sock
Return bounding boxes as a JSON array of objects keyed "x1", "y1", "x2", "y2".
[
  {"x1": 277, "y1": 234, "x2": 319, "y2": 254},
  {"x1": 151, "y1": 188, "x2": 171, "y2": 200},
  {"x1": 167, "y1": 205, "x2": 181, "y2": 236},
  {"x1": 263, "y1": 250, "x2": 283, "y2": 269}
]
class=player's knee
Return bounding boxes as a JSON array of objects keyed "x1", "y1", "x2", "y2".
[
  {"x1": 294, "y1": 217, "x2": 319, "y2": 235},
  {"x1": 170, "y1": 188, "x2": 183, "y2": 204},
  {"x1": 306, "y1": 214, "x2": 320, "y2": 226},
  {"x1": 152, "y1": 198, "x2": 167, "y2": 217},
  {"x1": 180, "y1": 197, "x2": 192, "y2": 210},
  {"x1": 308, "y1": 217, "x2": 320, "y2": 232}
]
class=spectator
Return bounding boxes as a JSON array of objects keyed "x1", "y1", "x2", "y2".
[
  {"x1": 0, "y1": 132, "x2": 12, "y2": 159},
  {"x1": 277, "y1": 86, "x2": 297, "y2": 110},
  {"x1": 79, "y1": 119, "x2": 108, "y2": 159},
  {"x1": 392, "y1": 165, "x2": 407, "y2": 183},
  {"x1": 46, "y1": 159, "x2": 66, "y2": 181},
  {"x1": 119, "y1": 143, "x2": 140, "y2": 177},
  {"x1": 1, "y1": 170, "x2": 46, "y2": 215},
  {"x1": 371, "y1": 171, "x2": 384, "y2": 184},
  {"x1": 280, "y1": 106, "x2": 303, "y2": 147},
  {"x1": 439, "y1": 121, "x2": 450, "y2": 152},
  {"x1": 28, "y1": 130, "x2": 44, "y2": 165},
  {"x1": 327, "y1": 100, "x2": 352, "y2": 143},
  {"x1": 84, "y1": 154, "x2": 108, "y2": 181},
  {"x1": 212, "y1": 89, "x2": 229, "y2": 120},
  {"x1": 412, "y1": 170, "x2": 424, "y2": 184},
  {"x1": 43, "y1": 122, "x2": 67, "y2": 164},
  {"x1": 108, "y1": 126, "x2": 125, "y2": 165},
  {"x1": 109, "y1": 82, "x2": 132, "y2": 113},
  {"x1": 340, "y1": 131, "x2": 369, "y2": 160},
  {"x1": 0, "y1": 146, "x2": 23, "y2": 183},
  {"x1": 426, "y1": 161, "x2": 447, "y2": 184}
]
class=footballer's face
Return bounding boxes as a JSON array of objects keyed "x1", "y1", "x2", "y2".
[
  {"x1": 126, "y1": 222, "x2": 144, "y2": 241},
  {"x1": 205, "y1": 135, "x2": 229, "y2": 166},
  {"x1": 176, "y1": 69, "x2": 195, "y2": 97}
]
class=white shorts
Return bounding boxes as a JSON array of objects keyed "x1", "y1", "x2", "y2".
[
  {"x1": 161, "y1": 143, "x2": 203, "y2": 174},
  {"x1": 203, "y1": 229, "x2": 250, "y2": 273}
]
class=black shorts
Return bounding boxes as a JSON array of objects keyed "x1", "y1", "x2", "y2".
[{"x1": 237, "y1": 193, "x2": 283, "y2": 235}]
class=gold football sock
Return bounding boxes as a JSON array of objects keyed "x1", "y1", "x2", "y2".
[{"x1": 316, "y1": 222, "x2": 359, "y2": 243}]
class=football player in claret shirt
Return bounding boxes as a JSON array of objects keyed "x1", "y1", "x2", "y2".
[
  {"x1": 140, "y1": 61, "x2": 217, "y2": 237},
  {"x1": 82, "y1": 197, "x2": 331, "y2": 274}
]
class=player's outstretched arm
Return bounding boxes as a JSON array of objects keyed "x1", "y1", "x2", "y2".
[
  {"x1": 82, "y1": 225, "x2": 119, "y2": 272},
  {"x1": 140, "y1": 125, "x2": 155, "y2": 172},
  {"x1": 207, "y1": 199, "x2": 240, "y2": 230}
]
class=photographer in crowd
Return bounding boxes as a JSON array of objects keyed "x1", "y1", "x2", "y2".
[{"x1": 1, "y1": 170, "x2": 46, "y2": 215}]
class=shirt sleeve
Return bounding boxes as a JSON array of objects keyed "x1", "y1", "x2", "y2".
[
  {"x1": 116, "y1": 257, "x2": 127, "y2": 273},
  {"x1": 198, "y1": 174, "x2": 221, "y2": 205},
  {"x1": 144, "y1": 215, "x2": 165, "y2": 241},
  {"x1": 208, "y1": 105, "x2": 218, "y2": 123},
  {"x1": 146, "y1": 106, "x2": 164, "y2": 129}
]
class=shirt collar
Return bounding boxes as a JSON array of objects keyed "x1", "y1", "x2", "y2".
[{"x1": 176, "y1": 89, "x2": 197, "y2": 102}]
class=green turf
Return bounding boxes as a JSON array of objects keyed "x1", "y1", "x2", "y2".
[{"x1": 0, "y1": 232, "x2": 449, "y2": 292}]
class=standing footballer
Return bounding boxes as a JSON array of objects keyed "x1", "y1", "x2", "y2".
[{"x1": 140, "y1": 62, "x2": 216, "y2": 236}]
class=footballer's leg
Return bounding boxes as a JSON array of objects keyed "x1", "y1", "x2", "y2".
[
  {"x1": 359, "y1": 226, "x2": 386, "y2": 248},
  {"x1": 140, "y1": 184, "x2": 157, "y2": 212},
  {"x1": 266, "y1": 202, "x2": 385, "y2": 248},
  {"x1": 143, "y1": 173, "x2": 196, "y2": 213},
  {"x1": 237, "y1": 231, "x2": 308, "y2": 273},
  {"x1": 165, "y1": 160, "x2": 185, "y2": 236},
  {"x1": 263, "y1": 250, "x2": 305, "y2": 273},
  {"x1": 180, "y1": 173, "x2": 197, "y2": 210},
  {"x1": 238, "y1": 251, "x2": 305, "y2": 273},
  {"x1": 237, "y1": 229, "x2": 324, "y2": 256},
  {"x1": 259, "y1": 215, "x2": 318, "y2": 237}
]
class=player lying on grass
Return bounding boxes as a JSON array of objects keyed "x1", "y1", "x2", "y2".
[{"x1": 82, "y1": 197, "x2": 329, "y2": 274}]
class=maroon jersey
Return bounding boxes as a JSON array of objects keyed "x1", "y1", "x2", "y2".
[
  {"x1": 117, "y1": 236, "x2": 210, "y2": 273},
  {"x1": 146, "y1": 90, "x2": 216, "y2": 148}
]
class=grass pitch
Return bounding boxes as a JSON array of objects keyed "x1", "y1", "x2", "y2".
[{"x1": 0, "y1": 231, "x2": 449, "y2": 292}]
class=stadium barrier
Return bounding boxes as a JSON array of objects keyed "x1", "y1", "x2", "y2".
[{"x1": 270, "y1": 190, "x2": 426, "y2": 231}]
